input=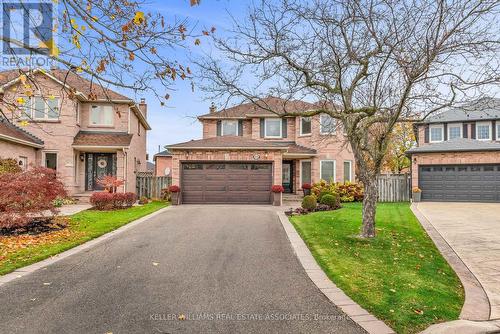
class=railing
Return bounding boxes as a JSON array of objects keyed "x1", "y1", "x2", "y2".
[
  {"x1": 136, "y1": 175, "x2": 171, "y2": 199},
  {"x1": 377, "y1": 173, "x2": 411, "y2": 202}
]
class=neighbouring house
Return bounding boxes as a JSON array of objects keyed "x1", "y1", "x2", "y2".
[
  {"x1": 407, "y1": 97, "x2": 500, "y2": 202},
  {"x1": 167, "y1": 97, "x2": 355, "y2": 204},
  {"x1": 0, "y1": 68, "x2": 151, "y2": 196},
  {"x1": 153, "y1": 149, "x2": 172, "y2": 176}
]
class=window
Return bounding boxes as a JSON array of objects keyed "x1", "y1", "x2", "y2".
[
  {"x1": 222, "y1": 120, "x2": 238, "y2": 136},
  {"x1": 183, "y1": 163, "x2": 203, "y2": 170},
  {"x1": 301, "y1": 160, "x2": 312, "y2": 185},
  {"x1": 448, "y1": 123, "x2": 462, "y2": 140},
  {"x1": 430, "y1": 125, "x2": 444, "y2": 142},
  {"x1": 300, "y1": 117, "x2": 311, "y2": 135},
  {"x1": 476, "y1": 122, "x2": 491, "y2": 140},
  {"x1": 90, "y1": 105, "x2": 113, "y2": 126},
  {"x1": 264, "y1": 118, "x2": 282, "y2": 138},
  {"x1": 18, "y1": 156, "x2": 28, "y2": 171},
  {"x1": 343, "y1": 161, "x2": 352, "y2": 182},
  {"x1": 320, "y1": 160, "x2": 335, "y2": 182},
  {"x1": 44, "y1": 152, "x2": 57, "y2": 170},
  {"x1": 497, "y1": 123, "x2": 500, "y2": 140},
  {"x1": 22, "y1": 96, "x2": 60, "y2": 120},
  {"x1": 320, "y1": 114, "x2": 336, "y2": 135}
]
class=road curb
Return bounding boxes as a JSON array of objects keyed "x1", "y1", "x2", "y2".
[
  {"x1": 0, "y1": 206, "x2": 172, "y2": 287},
  {"x1": 410, "y1": 203, "x2": 491, "y2": 321},
  {"x1": 276, "y1": 211, "x2": 395, "y2": 334}
]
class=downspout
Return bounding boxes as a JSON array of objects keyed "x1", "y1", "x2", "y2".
[{"x1": 122, "y1": 148, "x2": 128, "y2": 193}]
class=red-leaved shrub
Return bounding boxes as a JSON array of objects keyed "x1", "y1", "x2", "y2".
[
  {"x1": 302, "y1": 183, "x2": 312, "y2": 189},
  {"x1": 0, "y1": 167, "x2": 67, "y2": 229},
  {"x1": 168, "y1": 185, "x2": 180, "y2": 193},
  {"x1": 90, "y1": 192, "x2": 137, "y2": 210},
  {"x1": 271, "y1": 185, "x2": 285, "y2": 193},
  {"x1": 97, "y1": 175, "x2": 124, "y2": 193}
]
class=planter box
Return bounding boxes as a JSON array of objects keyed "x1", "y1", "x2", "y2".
[
  {"x1": 272, "y1": 192, "x2": 282, "y2": 206},
  {"x1": 171, "y1": 192, "x2": 180, "y2": 205},
  {"x1": 412, "y1": 192, "x2": 421, "y2": 202}
]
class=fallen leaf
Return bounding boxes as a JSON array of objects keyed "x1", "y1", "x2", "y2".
[
  {"x1": 43, "y1": 282, "x2": 51, "y2": 286},
  {"x1": 414, "y1": 309, "x2": 424, "y2": 315},
  {"x1": 152, "y1": 262, "x2": 159, "y2": 266}
]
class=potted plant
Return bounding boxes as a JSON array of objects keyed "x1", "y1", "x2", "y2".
[
  {"x1": 412, "y1": 186, "x2": 422, "y2": 202},
  {"x1": 169, "y1": 185, "x2": 181, "y2": 205},
  {"x1": 271, "y1": 185, "x2": 284, "y2": 206},
  {"x1": 302, "y1": 183, "x2": 312, "y2": 196}
]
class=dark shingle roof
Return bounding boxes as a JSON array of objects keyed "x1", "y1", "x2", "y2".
[
  {"x1": 423, "y1": 97, "x2": 500, "y2": 124},
  {"x1": 407, "y1": 138, "x2": 500, "y2": 154},
  {"x1": 0, "y1": 117, "x2": 44, "y2": 147},
  {"x1": 147, "y1": 161, "x2": 155, "y2": 171},
  {"x1": 154, "y1": 149, "x2": 172, "y2": 157},
  {"x1": 72, "y1": 131, "x2": 133, "y2": 147}
]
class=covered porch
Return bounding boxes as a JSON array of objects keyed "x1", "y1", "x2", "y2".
[{"x1": 281, "y1": 144, "x2": 317, "y2": 195}]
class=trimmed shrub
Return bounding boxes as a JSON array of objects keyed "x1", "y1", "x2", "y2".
[
  {"x1": 0, "y1": 167, "x2": 66, "y2": 229},
  {"x1": 90, "y1": 192, "x2": 136, "y2": 210},
  {"x1": 318, "y1": 190, "x2": 334, "y2": 203},
  {"x1": 302, "y1": 195, "x2": 317, "y2": 211},
  {"x1": 320, "y1": 193, "x2": 340, "y2": 209}
]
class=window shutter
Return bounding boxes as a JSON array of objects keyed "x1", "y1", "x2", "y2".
[
  {"x1": 216, "y1": 120, "x2": 221, "y2": 136},
  {"x1": 471, "y1": 122, "x2": 476, "y2": 139},
  {"x1": 260, "y1": 118, "x2": 265, "y2": 138},
  {"x1": 443, "y1": 123, "x2": 448, "y2": 141},
  {"x1": 493, "y1": 120, "x2": 496, "y2": 140},
  {"x1": 424, "y1": 125, "x2": 429, "y2": 143},
  {"x1": 463, "y1": 124, "x2": 468, "y2": 138},
  {"x1": 238, "y1": 120, "x2": 243, "y2": 136},
  {"x1": 282, "y1": 118, "x2": 287, "y2": 138}
]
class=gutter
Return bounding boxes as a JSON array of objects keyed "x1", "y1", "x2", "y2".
[
  {"x1": 167, "y1": 146, "x2": 288, "y2": 151},
  {"x1": 0, "y1": 134, "x2": 44, "y2": 148}
]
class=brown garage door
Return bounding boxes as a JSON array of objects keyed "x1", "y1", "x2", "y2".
[{"x1": 181, "y1": 162, "x2": 273, "y2": 204}]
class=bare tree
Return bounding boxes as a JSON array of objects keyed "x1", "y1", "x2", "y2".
[{"x1": 195, "y1": 0, "x2": 500, "y2": 237}]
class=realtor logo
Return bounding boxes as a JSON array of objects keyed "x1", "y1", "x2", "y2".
[{"x1": 1, "y1": 0, "x2": 55, "y2": 56}]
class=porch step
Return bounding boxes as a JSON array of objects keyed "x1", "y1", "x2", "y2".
[
  {"x1": 72, "y1": 192, "x2": 94, "y2": 204},
  {"x1": 283, "y1": 193, "x2": 304, "y2": 203}
]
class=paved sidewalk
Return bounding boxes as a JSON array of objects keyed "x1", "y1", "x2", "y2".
[{"x1": 57, "y1": 204, "x2": 92, "y2": 216}]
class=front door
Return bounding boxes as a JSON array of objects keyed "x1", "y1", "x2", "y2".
[
  {"x1": 282, "y1": 161, "x2": 293, "y2": 193},
  {"x1": 86, "y1": 153, "x2": 115, "y2": 191}
]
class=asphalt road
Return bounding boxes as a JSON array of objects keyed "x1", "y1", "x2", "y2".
[{"x1": 0, "y1": 205, "x2": 365, "y2": 334}]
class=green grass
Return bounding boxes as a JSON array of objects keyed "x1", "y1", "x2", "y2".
[
  {"x1": 0, "y1": 201, "x2": 168, "y2": 276},
  {"x1": 290, "y1": 202, "x2": 464, "y2": 334}
]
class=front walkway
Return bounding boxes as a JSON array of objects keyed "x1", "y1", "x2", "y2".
[{"x1": 414, "y1": 202, "x2": 500, "y2": 319}]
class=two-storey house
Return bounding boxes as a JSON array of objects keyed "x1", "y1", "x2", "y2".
[
  {"x1": 407, "y1": 97, "x2": 500, "y2": 202},
  {"x1": 167, "y1": 97, "x2": 355, "y2": 204},
  {"x1": 0, "y1": 68, "x2": 151, "y2": 197}
]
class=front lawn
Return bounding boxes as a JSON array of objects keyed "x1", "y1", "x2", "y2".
[
  {"x1": 0, "y1": 201, "x2": 168, "y2": 276},
  {"x1": 290, "y1": 202, "x2": 464, "y2": 334}
]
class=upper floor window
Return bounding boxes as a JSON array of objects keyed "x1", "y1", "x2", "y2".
[
  {"x1": 430, "y1": 124, "x2": 444, "y2": 142},
  {"x1": 90, "y1": 105, "x2": 113, "y2": 126},
  {"x1": 264, "y1": 118, "x2": 282, "y2": 138},
  {"x1": 497, "y1": 123, "x2": 500, "y2": 141},
  {"x1": 222, "y1": 120, "x2": 238, "y2": 136},
  {"x1": 476, "y1": 122, "x2": 491, "y2": 140},
  {"x1": 300, "y1": 117, "x2": 311, "y2": 135},
  {"x1": 22, "y1": 96, "x2": 60, "y2": 121},
  {"x1": 448, "y1": 123, "x2": 462, "y2": 140},
  {"x1": 320, "y1": 114, "x2": 336, "y2": 135}
]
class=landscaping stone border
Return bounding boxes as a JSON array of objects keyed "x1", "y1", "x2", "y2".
[
  {"x1": 277, "y1": 211, "x2": 395, "y2": 334},
  {"x1": 0, "y1": 206, "x2": 172, "y2": 287},
  {"x1": 411, "y1": 203, "x2": 490, "y2": 321}
]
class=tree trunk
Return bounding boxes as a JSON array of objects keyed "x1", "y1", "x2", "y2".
[{"x1": 361, "y1": 176, "x2": 378, "y2": 238}]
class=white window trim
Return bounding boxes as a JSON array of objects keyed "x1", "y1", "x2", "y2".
[
  {"x1": 221, "y1": 119, "x2": 238, "y2": 136},
  {"x1": 496, "y1": 123, "x2": 500, "y2": 141},
  {"x1": 476, "y1": 121, "x2": 492, "y2": 141},
  {"x1": 43, "y1": 151, "x2": 58, "y2": 170},
  {"x1": 22, "y1": 96, "x2": 61, "y2": 121},
  {"x1": 320, "y1": 160, "x2": 336, "y2": 182},
  {"x1": 447, "y1": 122, "x2": 462, "y2": 140},
  {"x1": 300, "y1": 160, "x2": 312, "y2": 186},
  {"x1": 429, "y1": 124, "x2": 444, "y2": 143},
  {"x1": 264, "y1": 118, "x2": 282, "y2": 138},
  {"x1": 299, "y1": 117, "x2": 312, "y2": 136},
  {"x1": 90, "y1": 104, "x2": 114, "y2": 127},
  {"x1": 343, "y1": 160, "x2": 353, "y2": 182},
  {"x1": 320, "y1": 114, "x2": 336, "y2": 135}
]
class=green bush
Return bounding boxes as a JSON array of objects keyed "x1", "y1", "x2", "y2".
[
  {"x1": 320, "y1": 193, "x2": 340, "y2": 208},
  {"x1": 318, "y1": 190, "x2": 334, "y2": 202},
  {"x1": 302, "y1": 195, "x2": 317, "y2": 210}
]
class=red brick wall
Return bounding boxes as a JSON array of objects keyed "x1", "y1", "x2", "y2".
[{"x1": 155, "y1": 156, "x2": 173, "y2": 176}]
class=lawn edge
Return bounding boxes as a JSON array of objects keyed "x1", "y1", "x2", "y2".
[
  {"x1": 0, "y1": 205, "x2": 171, "y2": 286},
  {"x1": 410, "y1": 203, "x2": 491, "y2": 321},
  {"x1": 276, "y1": 211, "x2": 395, "y2": 334}
]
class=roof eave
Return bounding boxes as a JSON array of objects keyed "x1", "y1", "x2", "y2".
[
  {"x1": 168, "y1": 146, "x2": 288, "y2": 151},
  {"x1": 0, "y1": 134, "x2": 44, "y2": 148},
  {"x1": 407, "y1": 147, "x2": 500, "y2": 155}
]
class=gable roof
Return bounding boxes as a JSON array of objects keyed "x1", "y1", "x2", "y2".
[
  {"x1": 407, "y1": 138, "x2": 500, "y2": 154},
  {"x1": 0, "y1": 117, "x2": 44, "y2": 148},
  {"x1": 198, "y1": 97, "x2": 318, "y2": 119},
  {"x1": 154, "y1": 149, "x2": 172, "y2": 158},
  {"x1": 422, "y1": 97, "x2": 500, "y2": 124},
  {"x1": 72, "y1": 131, "x2": 133, "y2": 148}
]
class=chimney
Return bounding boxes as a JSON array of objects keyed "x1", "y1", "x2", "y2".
[
  {"x1": 138, "y1": 98, "x2": 147, "y2": 118},
  {"x1": 209, "y1": 102, "x2": 217, "y2": 114}
]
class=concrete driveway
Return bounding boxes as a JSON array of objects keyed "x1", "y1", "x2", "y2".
[
  {"x1": 0, "y1": 205, "x2": 364, "y2": 334},
  {"x1": 415, "y1": 202, "x2": 500, "y2": 319}
]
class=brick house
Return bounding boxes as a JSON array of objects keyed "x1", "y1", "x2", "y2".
[
  {"x1": 407, "y1": 98, "x2": 500, "y2": 202},
  {"x1": 153, "y1": 149, "x2": 172, "y2": 176},
  {"x1": 167, "y1": 97, "x2": 355, "y2": 204},
  {"x1": 0, "y1": 68, "x2": 150, "y2": 196}
]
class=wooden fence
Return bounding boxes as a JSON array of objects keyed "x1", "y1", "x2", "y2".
[
  {"x1": 136, "y1": 175, "x2": 171, "y2": 199},
  {"x1": 377, "y1": 174, "x2": 411, "y2": 202}
]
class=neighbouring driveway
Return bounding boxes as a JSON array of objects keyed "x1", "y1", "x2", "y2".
[
  {"x1": 416, "y1": 202, "x2": 500, "y2": 319},
  {"x1": 0, "y1": 205, "x2": 364, "y2": 334}
]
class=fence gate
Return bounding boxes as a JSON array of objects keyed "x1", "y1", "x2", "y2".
[
  {"x1": 377, "y1": 174, "x2": 411, "y2": 202},
  {"x1": 136, "y1": 174, "x2": 172, "y2": 199}
]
